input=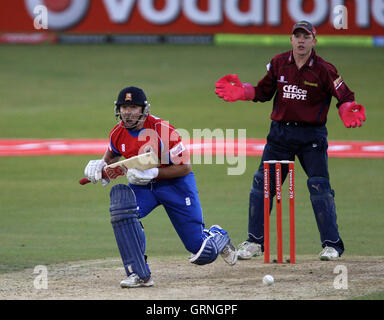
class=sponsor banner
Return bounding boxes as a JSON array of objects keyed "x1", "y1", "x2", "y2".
[
  {"x1": 1, "y1": 138, "x2": 383, "y2": 158},
  {"x1": 0, "y1": 0, "x2": 383, "y2": 35}
]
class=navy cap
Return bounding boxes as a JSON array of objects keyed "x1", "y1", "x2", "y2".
[
  {"x1": 292, "y1": 20, "x2": 317, "y2": 37},
  {"x1": 115, "y1": 86, "x2": 148, "y2": 107}
]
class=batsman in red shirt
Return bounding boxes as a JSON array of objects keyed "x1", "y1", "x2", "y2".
[
  {"x1": 215, "y1": 21, "x2": 366, "y2": 261},
  {"x1": 84, "y1": 87, "x2": 237, "y2": 288}
]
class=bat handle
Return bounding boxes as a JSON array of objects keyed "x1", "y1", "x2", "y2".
[
  {"x1": 79, "y1": 169, "x2": 109, "y2": 185},
  {"x1": 79, "y1": 178, "x2": 91, "y2": 185}
]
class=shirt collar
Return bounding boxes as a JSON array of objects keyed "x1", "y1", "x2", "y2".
[{"x1": 288, "y1": 49, "x2": 316, "y2": 68}]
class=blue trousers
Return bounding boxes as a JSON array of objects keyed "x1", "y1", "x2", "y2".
[
  {"x1": 248, "y1": 121, "x2": 344, "y2": 254},
  {"x1": 130, "y1": 172, "x2": 205, "y2": 254}
]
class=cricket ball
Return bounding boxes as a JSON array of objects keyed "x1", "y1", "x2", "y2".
[{"x1": 262, "y1": 275, "x2": 274, "y2": 286}]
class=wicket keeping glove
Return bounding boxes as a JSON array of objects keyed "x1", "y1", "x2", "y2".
[
  {"x1": 84, "y1": 159, "x2": 110, "y2": 186},
  {"x1": 126, "y1": 168, "x2": 159, "y2": 185},
  {"x1": 338, "y1": 101, "x2": 366, "y2": 128},
  {"x1": 215, "y1": 74, "x2": 255, "y2": 102}
]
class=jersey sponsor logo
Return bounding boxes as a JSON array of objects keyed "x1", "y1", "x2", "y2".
[
  {"x1": 122, "y1": 143, "x2": 125, "y2": 152},
  {"x1": 304, "y1": 80, "x2": 318, "y2": 87},
  {"x1": 282, "y1": 85, "x2": 307, "y2": 101},
  {"x1": 170, "y1": 142, "x2": 185, "y2": 158}
]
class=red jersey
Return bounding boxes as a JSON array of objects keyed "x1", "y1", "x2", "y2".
[
  {"x1": 108, "y1": 115, "x2": 188, "y2": 167},
  {"x1": 253, "y1": 49, "x2": 355, "y2": 124}
]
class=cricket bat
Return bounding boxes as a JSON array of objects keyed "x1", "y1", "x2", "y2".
[{"x1": 79, "y1": 151, "x2": 160, "y2": 185}]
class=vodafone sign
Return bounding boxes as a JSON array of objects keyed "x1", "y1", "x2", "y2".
[
  {"x1": 0, "y1": 0, "x2": 383, "y2": 35},
  {"x1": 24, "y1": 0, "x2": 89, "y2": 30}
]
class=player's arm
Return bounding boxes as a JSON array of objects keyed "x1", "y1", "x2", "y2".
[
  {"x1": 103, "y1": 148, "x2": 120, "y2": 165},
  {"x1": 126, "y1": 163, "x2": 191, "y2": 185},
  {"x1": 157, "y1": 140, "x2": 191, "y2": 179},
  {"x1": 126, "y1": 134, "x2": 191, "y2": 185},
  {"x1": 326, "y1": 65, "x2": 366, "y2": 128},
  {"x1": 252, "y1": 73, "x2": 277, "y2": 102},
  {"x1": 157, "y1": 163, "x2": 191, "y2": 179}
]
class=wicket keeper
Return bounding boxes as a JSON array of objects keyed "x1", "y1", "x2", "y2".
[
  {"x1": 215, "y1": 21, "x2": 366, "y2": 261},
  {"x1": 84, "y1": 86, "x2": 237, "y2": 288}
]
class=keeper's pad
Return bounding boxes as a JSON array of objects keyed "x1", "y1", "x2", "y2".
[
  {"x1": 109, "y1": 184, "x2": 150, "y2": 280},
  {"x1": 189, "y1": 225, "x2": 230, "y2": 265},
  {"x1": 307, "y1": 177, "x2": 342, "y2": 249}
]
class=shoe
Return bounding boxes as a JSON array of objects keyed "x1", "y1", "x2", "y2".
[
  {"x1": 208, "y1": 225, "x2": 238, "y2": 266},
  {"x1": 319, "y1": 246, "x2": 340, "y2": 261},
  {"x1": 220, "y1": 241, "x2": 238, "y2": 266},
  {"x1": 120, "y1": 273, "x2": 154, "y2": 288},
  {"x1": 237, "y1": 241, "x2": 263, "y2": 260}
]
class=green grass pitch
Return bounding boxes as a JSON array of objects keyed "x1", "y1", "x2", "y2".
[{"x1": 0, "y1": 44, "x2": 383, "y2": 274}]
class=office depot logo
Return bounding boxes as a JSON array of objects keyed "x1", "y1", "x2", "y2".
[
  {"x1": 25, "y1": 0, "x2": 89, "y2": 30},
  {"x1": 283, "y1": 85, "x2": 307, "y2": 101}
]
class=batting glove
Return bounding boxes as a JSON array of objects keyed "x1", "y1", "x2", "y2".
[
  {"x1": 215, "y1": 74, "x2": 255, "y2": 102},
  {"x1": 84, "y1": 159, "x2": 110, "y2": 186},
  {"x1": 126, "y1": 168, "x2": 159, "y2": 185},
  {"x1": 338, "y1": 101, "x2": 366, "y2": 128}
]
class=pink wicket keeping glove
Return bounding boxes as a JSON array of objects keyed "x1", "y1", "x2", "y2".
[
  {"x1": 215, "y1": 74, "x2": 255, "y2": 102},
  {"x1": 338, "y1": 101, "x2": 366, "y2": 128}
]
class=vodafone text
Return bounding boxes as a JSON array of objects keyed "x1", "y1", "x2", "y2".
[{"x1": 25, "y1": 0, "x2": 384, "y2": 31}]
